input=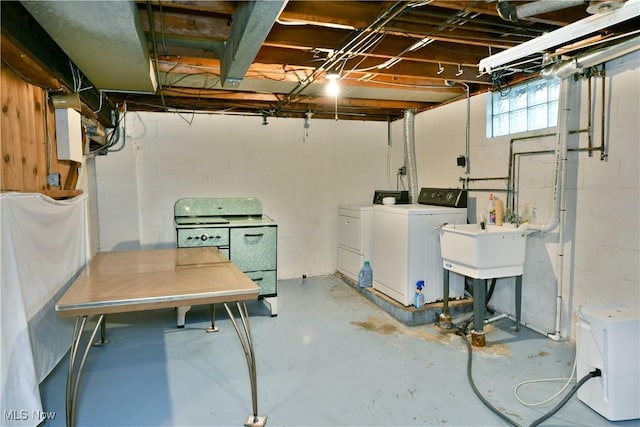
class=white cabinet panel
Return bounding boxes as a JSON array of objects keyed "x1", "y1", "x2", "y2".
[
  {"x1": 338, "y1": 214, "x2": 361, "y2": 252},
  {"x1": 337, "y1": 206, "x2": 373, "y2": 280}
]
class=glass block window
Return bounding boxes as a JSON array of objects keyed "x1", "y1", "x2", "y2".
[{"x1": 486, "y1": 79, "x2": 560, "y2": 138}]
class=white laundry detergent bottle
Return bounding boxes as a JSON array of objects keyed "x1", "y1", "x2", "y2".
[{"x1": 358, "y1": 261, "x2": 373, "y2": 288}]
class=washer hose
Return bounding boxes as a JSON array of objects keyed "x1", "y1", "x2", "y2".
[{"x1": 455, "y1": 327, "x2": 602, "y2": 427}]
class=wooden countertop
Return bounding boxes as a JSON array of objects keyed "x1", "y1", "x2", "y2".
[{"x1": 56, "y1": 248, "x2": 259, "y2": 318}]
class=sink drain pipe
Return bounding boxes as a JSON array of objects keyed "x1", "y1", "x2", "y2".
[{"x1": 403, "y1": 109, "x2": 419, "y2": 203}]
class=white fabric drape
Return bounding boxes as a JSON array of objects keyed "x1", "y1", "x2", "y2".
[{"x1": 1, "y1": 193, "x2": 88, "y2": 426}]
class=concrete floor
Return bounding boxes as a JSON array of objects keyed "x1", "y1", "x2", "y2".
[{"x1": 40, "y1": 275, "x2": 637, "y2": 427}]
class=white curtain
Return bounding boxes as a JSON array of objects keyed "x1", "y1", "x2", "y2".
[{"x1": 1, "y1": 193, "x2": 88, "y2": 427}]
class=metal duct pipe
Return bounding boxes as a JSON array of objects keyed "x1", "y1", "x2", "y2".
[
  {"x1": 403, "y1": 109, "x2": 419, "y2": 203},
  {"x1": 497, "y1": 0, "x2": 585, "y2": 22},
  {"x1": 541, "y1": 34, "x2": 640, "y2": 79}
]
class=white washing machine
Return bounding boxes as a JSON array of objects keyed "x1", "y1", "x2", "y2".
[{"x1": 372, "y1": 188, "x2": 467, "y2": 306}]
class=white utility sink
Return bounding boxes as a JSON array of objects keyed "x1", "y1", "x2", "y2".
[{"x1": 439, "y1": 223, "x2": 531, "y2": 279}]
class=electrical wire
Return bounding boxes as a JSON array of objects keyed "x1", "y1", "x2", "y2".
[
  {"x1": 93, "y1": 91, "x2": 103, "y2": 114},
  {"x1": 513, "y1": 358, "x2": 577, "y2": 407},
  {"x1": 272, "y1": 0, "x2": 409, "y2": 114},
  {"x1": 158, "y1": 0, "x2": 169, "y2": 56},
  {"x1": 146, "y1": 0, "x2": 167, "y2": 111},
  {"x1": 44, "y1": 90, "x2": 52, "y2": 176},
  {"x1": 88, "y1": 103, "x2": 125, "y2": 155}
]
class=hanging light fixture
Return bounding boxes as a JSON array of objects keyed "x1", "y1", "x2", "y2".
[{"x1": 325, "y1": 72, "x2": 340, "y2": 97}]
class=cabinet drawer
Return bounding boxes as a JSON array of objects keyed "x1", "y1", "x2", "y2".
[
  {"x1": 245, "y1": 270, "x2": 277, "y2": 296},
  {"x1": 177, "y1": 228, "x2": 229, "y2": 247},
  {"x1": 338, "y1": 214, "x2": 361, "y2": 252},
  {"x1": 230, "y1": 226, "x2": 277, "y2": 271},
  {"x1": 337, "y1": 247, "x2": 363, "y2": 282}
]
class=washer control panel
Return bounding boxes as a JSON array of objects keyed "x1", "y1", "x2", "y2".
[{"x1": 417, "y1": 187, "x2": 466, "y2": 208}]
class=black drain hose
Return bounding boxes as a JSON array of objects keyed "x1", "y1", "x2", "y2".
[
  {"x1": 457, "y1": 329, "x2": 521, "y2": 427},
  {"x1": 455, "y1": 327, "x2": 602, "y2": 427},
  {"x1": 529, "y1": 368, "x2": 602, "y2": 427}
]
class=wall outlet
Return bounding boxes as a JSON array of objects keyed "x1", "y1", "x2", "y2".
[{"x1": 47, "y1": 173, "x2": 61, "y2": 187}]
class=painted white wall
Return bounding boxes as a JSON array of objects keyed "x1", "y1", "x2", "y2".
[
  {"x1": 96, "y1": 114, "x2": 390, "y2": 278},
  {"x1": 95, "y1": 50, "x2": 639, "y2": 340}
]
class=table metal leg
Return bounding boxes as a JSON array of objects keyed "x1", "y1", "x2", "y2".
[
  {"x1": 471, "y1": 278, "x2": 486, "y2": 347},
  {"x1": 207, "y1": 304, "x2": 220, "y2": 333},
  {"x1": 223, "y1": 301, "x2": 266, "y2": 427},
  {"x1": 91, "y1": 315, "x2": 109, "y2": 346},
  {"x1": 66, "y1": 315, "x2": 104, "y2": 427}
]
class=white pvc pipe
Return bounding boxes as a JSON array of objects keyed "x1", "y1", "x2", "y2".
[
  {"x1": 505, "y1": 314, "x2": 553, "y2": 339},
  {"x1": 485, "y1": 313, "x2": 508, "y2": 324}
]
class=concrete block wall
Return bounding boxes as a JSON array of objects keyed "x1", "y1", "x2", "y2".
[
  {"x1": 94, "y1": 130, "x2": 141, "y2": 252},
  {"x1": 96, "y1": 113, "x2": 389, "y2": 278}
]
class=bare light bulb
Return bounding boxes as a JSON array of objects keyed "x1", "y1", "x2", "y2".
[{"x1": 325, "y1": 73, "x2": 340, "y2": 97}]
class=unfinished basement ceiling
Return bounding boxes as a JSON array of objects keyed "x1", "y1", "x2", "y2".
[
  {"x1": 5, "y1": 0, "x2": 640, "y2": 122},
  {"x1": 21, "y1": 1, "x2": 157, "y2": 93}
]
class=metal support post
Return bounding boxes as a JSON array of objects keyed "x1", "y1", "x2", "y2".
[{"x1": 471, "y1": 278, "x2": 486, "y2": 347}]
